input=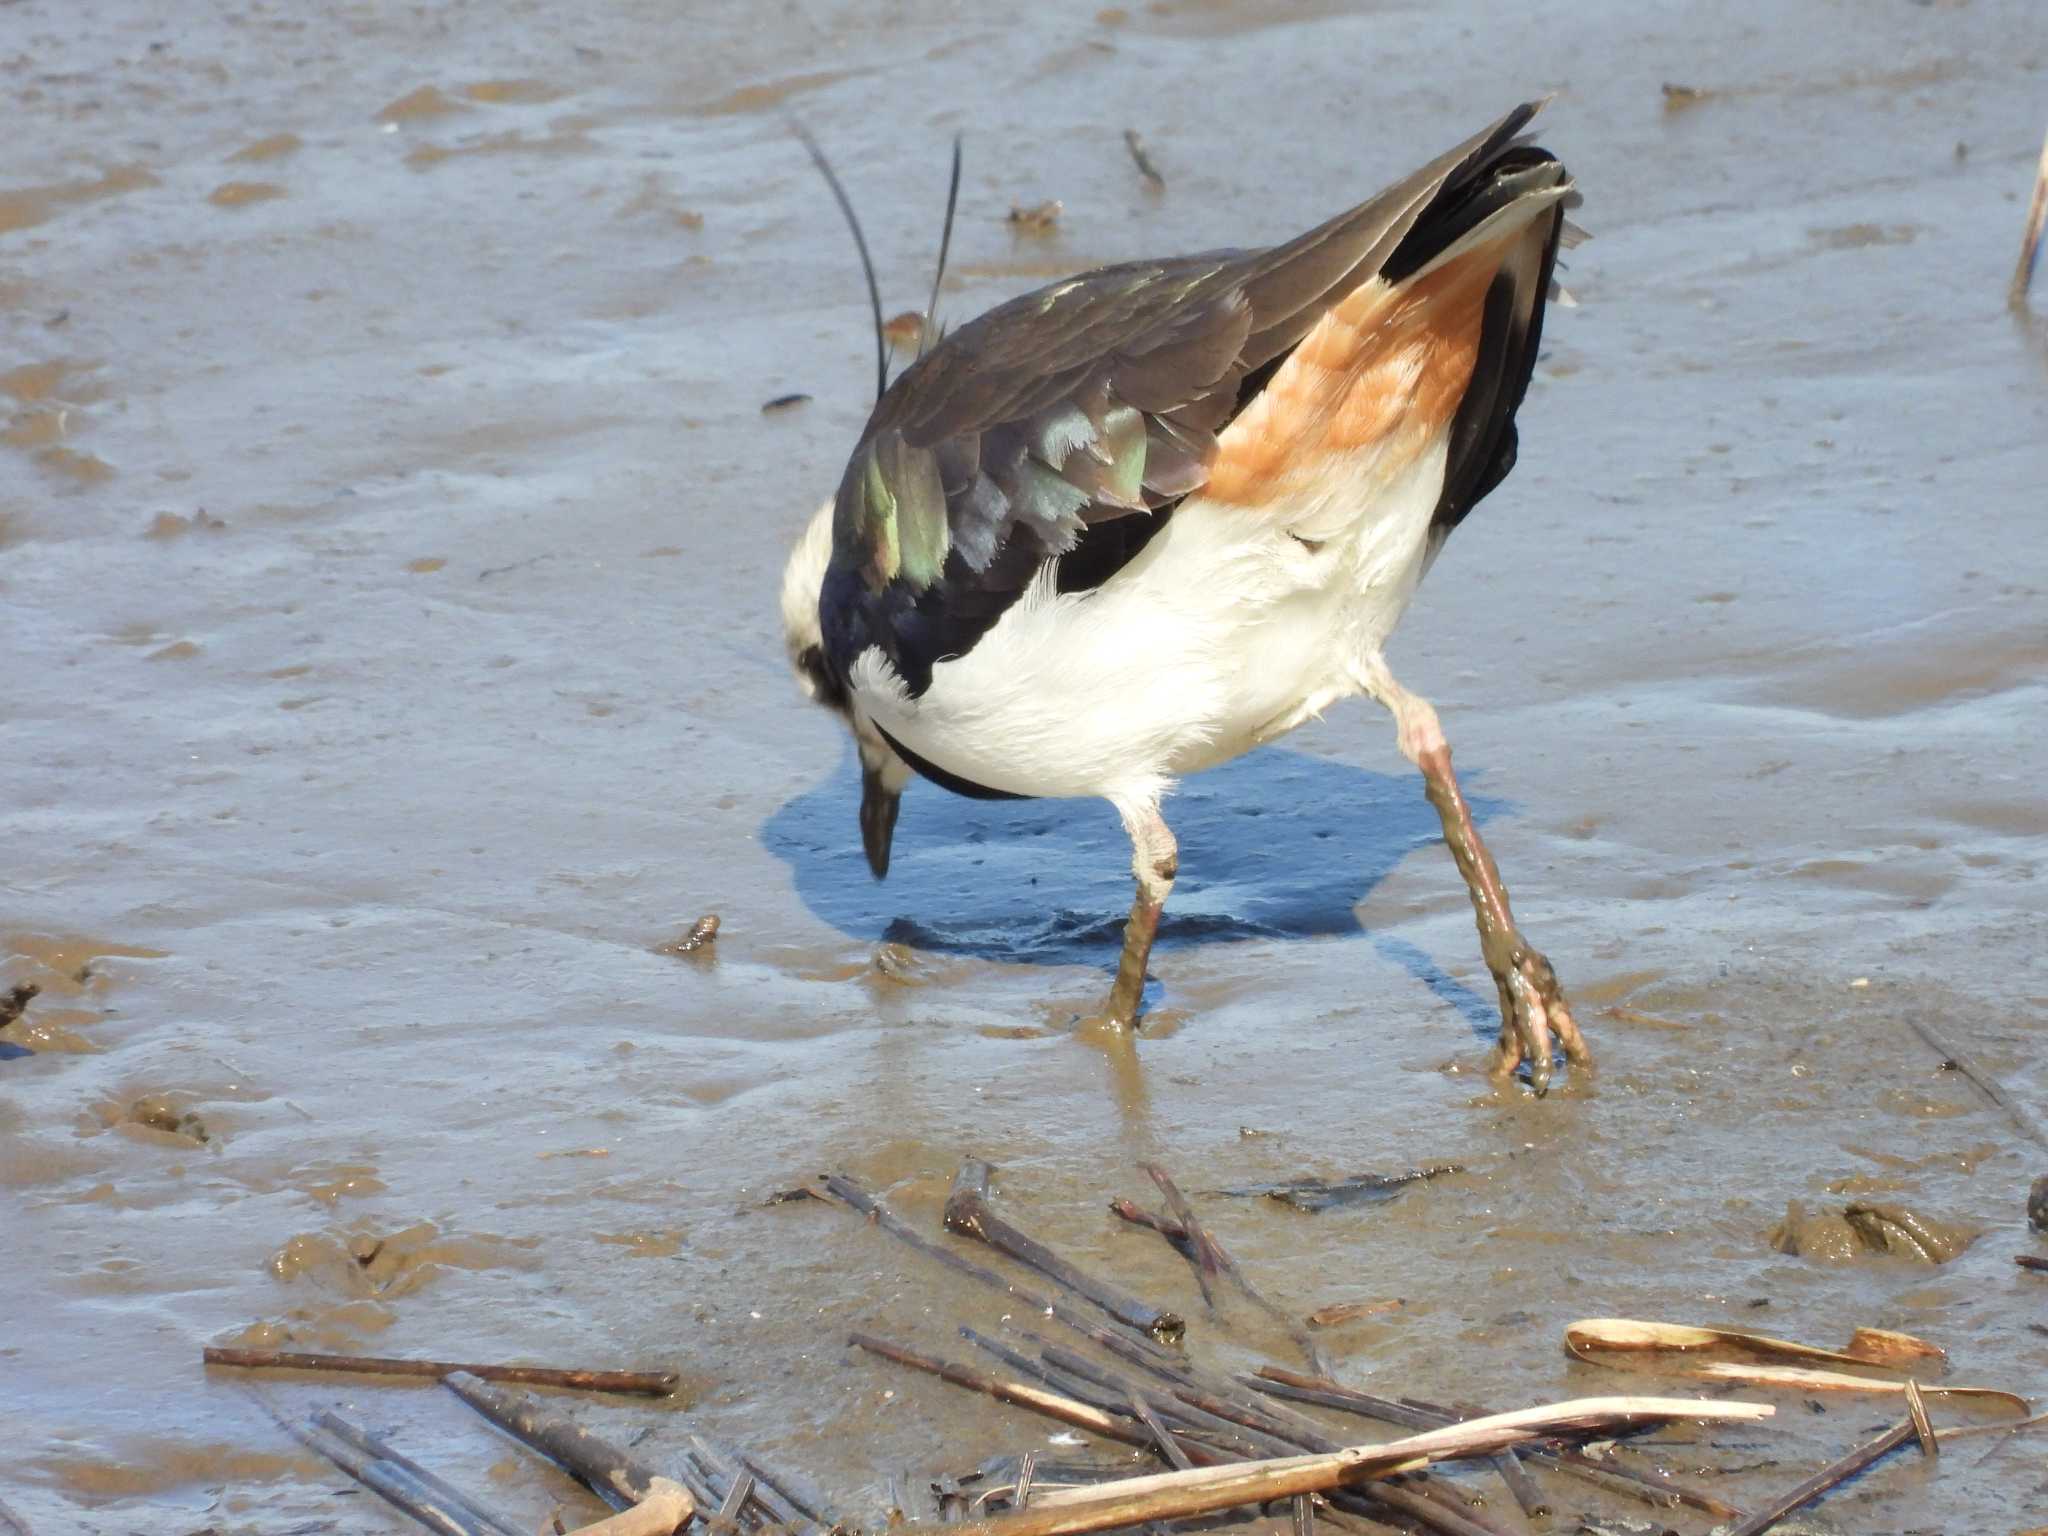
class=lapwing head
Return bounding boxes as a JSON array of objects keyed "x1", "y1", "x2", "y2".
[
  {"x1": 780, "y1": 127, "x2": 963, "y2": 882},
  {"x1": 781, "y1": 497, "x2": 909, "y2": 879}
]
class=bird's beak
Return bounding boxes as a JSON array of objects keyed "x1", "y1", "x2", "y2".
[{"x1": 860, "y1": 763, "x2": 901, "y2": 879}]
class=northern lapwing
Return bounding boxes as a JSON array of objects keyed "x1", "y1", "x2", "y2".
[{"x1": 780, "y1": 100, "x2": 1593, "y2": 1091}]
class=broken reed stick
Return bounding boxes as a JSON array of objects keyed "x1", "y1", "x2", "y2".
[
  {"x1": 1135, "y1": 1164, "x2": 1330, "y2": 1376},
  {"x1": 1014, "y1": 1333, "x2": 1522, "y2": 1536},
  {"x1": 1903, "y1": 1380, "x2": 1938, "y2": 1457},
  {"x1": 816, "y1": 1173, "x2": 1183, "y2": 1367},
  {"x1": 202, "y1": 1346, "x2": 676, "y2": 1396},
  {"x1": 295, "y1": 1417, "x2": 504, "y2": 1536},
  {"x1": 1015, "y1": 1450, "x2": 1040, "y2": 1509},
  {"x1": 1108, "y1": 1198, "x2": 1188, "y2": 1248},
  {"x1": 1724, "y1": 1416, "x2": 1915, "y2": 1536},
  {"x1": 1141, "y1": 1164, "x2": 1222, "y2": 1305},
  {"x1": 850, "y1": 1333, "x2": 1153, "y2": 1450},
  {"x1": 946, "y1": 1160, "x2": 1185, "y2": 1343},
  {"x1": 961, "y1": 1329, "x2": 1156, "y2": 1431},
  {"x1": 2016, "y1": 1254, "x2": 2048, "y2": 1273},
  {"x1": 1906, "y1": 1020, "x2": 2046, "y2": 1145},
  {"x1": 312, "y1": 1411, "x2": 526, "y2": 1536},
  {"x1": 443, "y1": 1370, "x2": 695, "y2": 1512},
  {"x1": 1361, "y1": 1482, "x2": 1498, "y2": 1536},
  {"x1": 1251, "y1": 1368, "x2": 1742, "y2": 1521},
  {"x1": 2012, "y1": 122, "x2": 2048, "y2": 311},
  {"x1": 1023, "y1": 1335, "x2": 1297, "y2": 1458},
  {"x1": 1127, "y1": 1390, "x2": 1195, "y2": 1470},
  {"x1": 734, "y1": 1446, "x2": 839, "y2": 1528},
  {"x1": 940, "y1": 1396, "x2": 1771, "y2": 1536},
  {"x1": 713, "y1": 1472, "x2": 755, "y2": 1526},
  {"x1": 688, "y1": 1433, "x2": 819, "y2": 1533}
]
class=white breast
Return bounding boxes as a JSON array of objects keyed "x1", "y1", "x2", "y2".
[{"x1": 849, "y1": 431, "x2": 1451, "y2": 809}]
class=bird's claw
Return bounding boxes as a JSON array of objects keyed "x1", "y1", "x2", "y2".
[{"x1": 1488, "y1": 942, "x2": 1590, "y2": 1096}]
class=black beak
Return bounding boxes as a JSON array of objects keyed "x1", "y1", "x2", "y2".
[{"x1": 859, "y1": 764, "x2": 901, "y2": 879}]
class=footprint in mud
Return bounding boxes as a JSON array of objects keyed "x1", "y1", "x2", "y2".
[
  {"x1": 1, "y1": 932, "x2": 168, "y2": 1056},
  {"x1": 84, "y1": 1092, "x2": 214, "y2": 1149},
  {"x1": 269, "y1": 1220, "x2": 541, "y2": 1300},
  {"x1": 1768, "y1": 1198, "x2": 1979, "y2": 1264},
  {"x1": 220, "y1": 1301, "x2": 400, "y2": 1354}
]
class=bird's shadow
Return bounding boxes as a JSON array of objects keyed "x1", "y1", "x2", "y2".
[{"x1": 762, "y1": 745, "x2": 1510, "y2": 1027}]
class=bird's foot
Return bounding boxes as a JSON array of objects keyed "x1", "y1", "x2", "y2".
[{"x1": 1484, "y1": 937, "x2": 1593, "y2": 1096}]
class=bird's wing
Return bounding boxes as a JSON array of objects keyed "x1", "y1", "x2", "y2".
[{"x1": 821, "y1": 100, "x2": 1552, "y2": 698}]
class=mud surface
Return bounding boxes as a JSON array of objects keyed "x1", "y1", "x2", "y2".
[{"x1": 4, "y1": 1, "x2": 2047, "y2": 1530}]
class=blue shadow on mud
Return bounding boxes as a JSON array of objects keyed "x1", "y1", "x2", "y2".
[{"x1": 761, "y1": 745, "x2": 1509, "y2": 985}]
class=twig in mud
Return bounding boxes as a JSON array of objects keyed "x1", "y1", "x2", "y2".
[
  {"x1": 850, "y1": 1332, "x2": 1153, "y2": 1449},
  {"x1": 1141, "y1": 1164, "x2": 1225, "y2": 1304},
  {"x1": 960, "y1": 1328, "x2": 1143, "y2": 1427},
  {"x1": 1937, "y1": 1408, "x2": 2048, "y2": 1442},
  {"x1": 1443, "y1": 1402, "x2": 1549, "y2": 1522},
  {"x1": 245, "y1": 1390, "x2": 521, "y2": 1536},
  {"x1": 734, "y1": 1446, "x2": 839, "y2": 1528},
  {"x1": 2017, "y1": 1254, "x2": 2048, "y2": 1273},
  {"x1": 1306, "y1": 1299, "x2": 1403, "y2": 1328},
  {"x1": 1107, "y1": 1198, "x2": 1190, "y2": 1252},
  {"x1": 688, "y1": 1433, "x2": 822, "y2": 1532},
  {"x1": 1133, "y1": 1163, "x2": 1330, "y2": 1374},
  {"x1": 1724, "y1": 1416, "x2": 1915, "y2": 1536},
  {"x1": 760, "y1": 394, "x2": 812, "y2": 414},
  {"x1": 442, "y1": 1371, "x2": 705, "y2": 1513},
  {"x1": 937, "y1": 1396, "x2": 1772, "y2": 1536},
  {"x1": 1029, "y1": 1332, "x2": 1532, "y2": 1536},
  {"x1": 1362, "y1": 1481, "x2": 1499, "y2": 1536},
  {"x1": 945, "y1": 1160, "x2": 1185, "y2": 1343},
  {"x1": 203, "y1": 1346, "x2": 677, "y2": 1397},
  {"x1": 814, "y1": 1173, "x2": 1183, "y2": 1365},
  {"x1": 1903, "y1": 1380, "x2": 1937, "y2": 1457},
  {"x1": 1250, "y1": 1368, "x2": 1744, "y2": 1521},
  {"x1": 312, "y1": 1411, "x2": 526, "y2": 1536},
  {"x1": 1907, "y1": 1019, "x2": 2045, "y2": 1145},
  {"x1": 1023, "y1": 1334, "x2": 1296, "y2": 1459},
  {"x1": 2011, "y1": 123, "x2": 2048, "y2": 311},
  {"x1": 1122, "y1": 130, "x2": 1165, "y2": 190},
  {"x1": 1015, "y1": 1451, "x2": 1040, "y2": 1509},
  {"x1": 710, "y1": 1471, "x2": 755, "y2": 1529},
  {"x1": 1127, "y1": 1389, "x2": 1194, "y2": 1470},
  {"x1": 296, "y1": 1416, "x2": 503, "y2": 1536}
]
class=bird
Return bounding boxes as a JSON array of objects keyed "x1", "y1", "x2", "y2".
[{"x1": 779, "y1": 100, "x2": 1594, "y2": 1091}]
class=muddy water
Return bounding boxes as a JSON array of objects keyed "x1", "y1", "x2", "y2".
[{"x1": 4, "y1": 0, "x2": 2046, "y2": 1530}]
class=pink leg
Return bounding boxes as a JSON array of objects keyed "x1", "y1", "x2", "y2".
[{"x1": 1359, "y1": 656, "x2": 1592, "y2": 1092}]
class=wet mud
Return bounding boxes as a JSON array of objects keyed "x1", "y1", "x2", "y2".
[{"x1": 3, "y1": 0, "x2": 2047, "y2": 1531}]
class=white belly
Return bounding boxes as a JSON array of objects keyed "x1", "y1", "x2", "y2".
[{"x1": 849, "y1": 433, "x2": 1450, "y2": 809}]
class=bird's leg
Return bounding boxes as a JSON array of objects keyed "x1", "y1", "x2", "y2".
[
  {"x1": 1355, "y1": 655, "x2": 1592, "y2": 1093},
  {"x1": 1105, "y1": 801, "x2": 1179, "y2": 1028}
]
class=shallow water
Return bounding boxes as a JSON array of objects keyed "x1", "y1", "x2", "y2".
[{"x1": 4, "y1": 0, "x2": 2046, "y2": 1530}]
